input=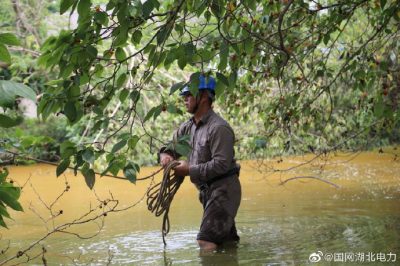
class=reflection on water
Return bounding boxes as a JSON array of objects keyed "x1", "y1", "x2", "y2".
[{"x1": 1, "y1": 149, "x2": 400, "y2": 265}]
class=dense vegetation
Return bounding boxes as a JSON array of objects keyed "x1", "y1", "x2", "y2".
[{"x1": 0, "y1": 0, "x2": 399, "y2": 227}]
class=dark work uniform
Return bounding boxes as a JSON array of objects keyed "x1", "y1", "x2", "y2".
[{"x1": 161, "y1": 109, "x2": 241, "y2": 244}]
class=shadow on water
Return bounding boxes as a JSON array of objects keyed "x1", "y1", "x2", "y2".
[
  {"x1": 197, "y1": 246, "x2": 239, "y2": 266},
  {"x1": 162, "y1": 243, "x2": 240, "y2": 266}
]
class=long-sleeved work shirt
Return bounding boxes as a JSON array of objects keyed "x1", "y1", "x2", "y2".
[{"x1": 162, "y1": 108, "x2": 239, "y2": 186}]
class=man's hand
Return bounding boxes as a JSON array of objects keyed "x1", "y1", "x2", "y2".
[
  {"x1": 174, "y1": 160, "x2": 189, "y2": 177},
  {"x1": 160, "y1": 153, "x2": 174, "y2": 168}
]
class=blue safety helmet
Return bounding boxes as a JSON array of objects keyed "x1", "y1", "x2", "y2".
[{"x1": 179, "y1": 75, "x2": 216, "y2": 96}]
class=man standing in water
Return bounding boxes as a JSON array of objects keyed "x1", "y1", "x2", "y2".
[{"x1": 159, "y1": 74, "x2": 241, "y2": 250}]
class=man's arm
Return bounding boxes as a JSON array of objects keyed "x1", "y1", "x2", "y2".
[{"x1": 189, "y1": 125, "x2": 235, "y2": 182}]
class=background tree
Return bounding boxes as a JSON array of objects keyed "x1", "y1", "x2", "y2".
[
  {"x1": 0, "y1": 31, "x2": 35, "y2": 227},
  {"x1": 2, "y1": 0, "x2": 400, "y2": 189},
  {"x1": 0, "y1": 0, "x2": 58, "y2": 227}
]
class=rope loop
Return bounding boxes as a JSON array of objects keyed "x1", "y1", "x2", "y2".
[{"x1": 146, "y1": 161, "x2": 184, "y2": 245}]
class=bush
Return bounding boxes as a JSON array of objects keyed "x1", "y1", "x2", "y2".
[{"x1": 0, "y1": 116, "x2": 69, "y2": 164}]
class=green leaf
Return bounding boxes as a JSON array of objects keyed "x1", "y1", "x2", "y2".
[
  {"x1": 94, "y1": 64, "x2": 104, "y2": 77},
  {"x1": 82, "y1": 149, "x2": 95, "y2": 164},
  {"x1": 189, "y1": 72, "x2": 200, "y2": 96},
  {"x1": 86, "y1": 45, "x2": 98, "y2": 60},
  {"x1": 0, "y1": 190, "x2": 23, "y2": 211},
  {"x1": 177, "y1": 55, "x2": 187, "y2": 70},
  {"x1": 204, "y1": 10, "x2": 211, "y2": 21},
  {"x1": 0, "y1": 114, "x2": 23, "y2": 128},
  {"x1": 216, "y1": 72, "x2": 229, "y2": 87},
  {"x1": 142, "y1": 0, "x2": 155, "y2": 18},
  {"x1": 82, "y1": 168, "x2": 95, "y2": 189},
  {"x1": 157, "y1": 26, "x2": 171, "y2": 45},
  {"x1": 115, "y1": 47, "x2": 126, "y2": 62},
  {"x1": 194, "y1": 1, "x2": 207, "y2": 16},
  {"x1": 128, "y1": 135, "x2": 140, "y2": 149},
  {"x1": 114, "y1": 25, "x2": 128, "y2": 47},
  {"x1": 0, "y1": 43, "x2": 11, "y2": 64},
  {"x1": 380, "y1": 0, "x2": 387, "y2": 9},
  {"x1": 144, "y1": 106, "x2": 156, "y2": 122},
  {"x1": 219, "y1": 41, "x2": 229, "y2": 70},
  {"x1": 60, "y1": 0, "x2": 76, "y2": 14},
  {"x1": 116, "y1": 73, "x2": 127, "y2": 88},
  {"x1": 185, "y1": 43, "x2": 195, "y2": 61},
  {"x1": 119, "y1": 133, "x2": 131, "y2": 140},
  {"x1": 119, "y1": 89, "x2": 129, "y2": 102},
  {"x1": 0, "y1": 205, "x2": 10, "y2": 219},
  {"x1": 244, "y1": 38, "x2": 254, "y2": 55},
  {"x1": 56, "y1": 159, "x2": 70, "y2": 177},
  {"x1": 173, "y1": 134, "x2": 192, "y2": 157},
  {"x1": 163, "y1": 49, "x2": 176, "y2": 68},
  {"x1": 118, "y1": 132, "x2": 131, "y2": 140},
  {"x1": 0, "y1": 80, "x2": 36, "y2": 108},
  {"x1": 165, "y1": 104, "x2": 175, "y2": 114},
  {"x1": 80, "y1": 73, "x2": 90, "y2": 85},
  {"x1": 59, "y1": 64, "x2": 74, "y2": 78},
  {"x1": 77, "y1": 0, "x2": 91, "y2": 17},
  {"x1": 374, "y1": 95, "x2": 384, "y2": 118},
  {"x1": 175, "y1": 143, "x2": 191, "y2": 157},
  {"x1": 20, "y1": 136, "x2": 34, "y2": 147},
  {"x1": 64, "y1": 101, "x2": 77, "y2": 122},
  {"x1": 214, "y1": 82, "x2": 224, "y2": 98},
  {"x1": 174, "y1": 23, "x2": 183, "y2": 36},
  {"x1": 0, "y1": 33, "x2": 20, "y2": 46},
  {"x1": 211, "y1": 0, "x2": 223, "y2": 17},
  {"x1": 94, "y1": 11, "x2": 108, "y2": 25},
  {"x1": 102, "y1": 160, "x2": 121, "y2": 176},
  {"x1": 0, "y1": 184, "x2": 20, "y2": 199},
  {"x1": 131, "y1": 30, "x2": 142, "y2": 45},
  {"x1": 0, "y1": 215, "x2": 8, "y2": 228},
  {"x1": 104, "y1": 155, "x2": 126, "y2": 176},
  {"x1": 153, "y1": 105, "x2": 163, "y2": 120},
  {"x1": 130, "y1": 90, "x2": 140, "y2": 103},
  {"x1": 148, "y1": 49, "x2": 159, "y2": 66},
  {"x1": 144, "y1": 105, "x2": 162, "y2": 122},
  {"x1": 323, "y1": 34, "x2": 330, "y2": 45},
  {"x1": 68, "y1": 83, "x2": 81, "y2": 98},
  {"x1": 18, "y1": 135, "x2": 37, "y2": 148},
  {"x1": 197, "y1": 48, "x2": 214, "y2": 62},
  {"x1": 178, "y1": 134, "x2": 191, "y2": 142},
  {"x1": 169, "y1": 81, "x2": 185, "y2": 95},
  {"x1": 128, "y1": 4, "x2": 141, "y2": 16},
  {"x1": 112, "y1": 139, "x2": 127, "y2": 153},
  {"x1": 123, "y1": 166, "x2": 136, "y2": 184},
  {"x1": 229, "y1": 71, "x2": 237, "y2": 87},
  {"x1": 151, "y1": 0, "x2": 160, "y2": 9},
  {"x1": 246, "y1": 0, "x2": 256, "y2": 11},
  {"x1": 60, "y1": 141, "x2": 76, "y2": 159}
]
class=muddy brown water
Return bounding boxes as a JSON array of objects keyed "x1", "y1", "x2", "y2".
[{"x1": 1, "y1": 149, "x2": 399, "y2": 265}]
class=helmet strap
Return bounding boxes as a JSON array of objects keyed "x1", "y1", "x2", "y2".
[{"x1": 193, "y1": 93, "x2": 201, "y2": 113}]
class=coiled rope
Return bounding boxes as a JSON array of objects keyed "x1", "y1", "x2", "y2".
[{"x1": 146, "y1": 161, "x2": 184, "y2": 245}]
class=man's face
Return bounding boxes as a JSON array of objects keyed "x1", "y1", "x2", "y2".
[{"x1": 183, "y1": 93, "x2": 197, "y2": 114}]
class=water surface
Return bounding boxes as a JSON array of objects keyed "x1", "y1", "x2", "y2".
[{"x1": 1, "y1": 149, "x2": 399, "y2": 265}]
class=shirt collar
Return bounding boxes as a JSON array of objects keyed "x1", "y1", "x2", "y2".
[{"x1": 190, "y1": 108, "x2": 214, "y2": 126}]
